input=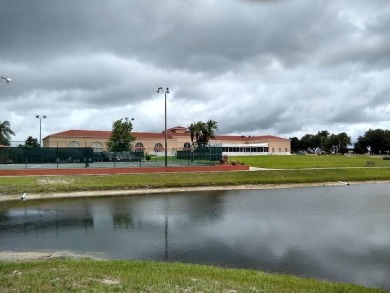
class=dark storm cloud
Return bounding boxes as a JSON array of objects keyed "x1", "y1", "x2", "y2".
[{"x1": 0, "y1": 0, "x2": 389, "y2": 142}]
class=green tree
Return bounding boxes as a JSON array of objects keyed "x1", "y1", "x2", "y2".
[
  {"x1": 354, "y1": 129, "x2": 390, "y2": 154},
  {"x1": 299, "y1": 134, "x2": 315, "y2": 151},
  {"x1": 292, "y1": 130, "x2": 350, "y2": 154},
  {"x1": 188, "y1": 119, "x2": 218, "y2": 147},
  {"x1": 289, "y1": 137, "x2": 300, "y2": 153},
  {"x1": 315, "y1": 130, "x2": 330, "y2": 153},
  {"x1": 354, "y1": 135, "x2": 368, "y2": 154},
  {"x1": 25, "y1": 136, "x2": 40, "y2": 148},
  {"x1": 0, "y1": 120, "x2": 15, "y2": 146},
  {"x1": 334, "y1": 132, "x2": 351, "y2": 154},
  {"x1": 107, "y1": 118, "x2": 135, "y2": 152}
]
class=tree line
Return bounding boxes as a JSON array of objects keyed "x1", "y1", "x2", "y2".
[
  {"x1": 353, "y1": 129, "x2": 390, "y2": 155},
  {"x1": 290, "y1": 129, "x2": 390, "y2": 155}
]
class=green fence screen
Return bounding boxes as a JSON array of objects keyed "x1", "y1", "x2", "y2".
[{"x1": 176, "y1": 144, "x2": 222, "y2": 164}]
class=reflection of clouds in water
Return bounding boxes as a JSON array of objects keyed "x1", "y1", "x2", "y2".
[
  {"x1": 196, "y1": 196, "x2": 390, "y2": 288},
  {"x1": 227, "y1": 221, "x2": 387, "y2": 287}
]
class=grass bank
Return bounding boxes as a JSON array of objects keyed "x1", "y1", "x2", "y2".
[
  {"x1": 0, "y1": 168, "x2": 389, "y2": 196},
  {"x1": 230, "y1": 154, "x2": 390, "y2": 169},
  {"x1": 0, "y1": 259, "x2": 385, "y2": 292},
  {"x1": 1, "y1": 155, "x2": 389, "y2": 196}
]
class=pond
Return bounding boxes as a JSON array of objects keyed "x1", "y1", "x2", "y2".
[{"x1": 1, "y1": 183, "x2": 390, "y2": 290}]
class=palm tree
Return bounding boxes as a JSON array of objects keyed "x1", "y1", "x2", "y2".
[
  {"x1": 205, "y1": 119, "x2": 218, "y2": 141},
  {"x1": 188, "y1": 120, "x2": 218, "y2": 147},
  {"x1": 188, "y1": 123, "x2": 196, "y2": 144},
  {"x1": 0, "y1": 120, "x2": 15, "y2": 146}
]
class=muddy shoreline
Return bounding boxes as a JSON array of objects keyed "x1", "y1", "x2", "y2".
[
  {"x1": 0, "y1": 251, "x2": 105, "y2": 262},
  {"x1": 0, "y1": 181, "x2": 378, "y2": 202},
  {"x1": 1, "y1": 180, "x2": 390, "y2": 203}
]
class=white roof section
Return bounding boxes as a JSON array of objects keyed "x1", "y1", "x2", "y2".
[{"x1": 222, "y1": 143, "x2": 268, "y2": 147}]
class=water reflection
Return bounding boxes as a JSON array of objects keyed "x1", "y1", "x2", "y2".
[{"x1": 0, "y1": 184, "x2": 389, "y2": 290}]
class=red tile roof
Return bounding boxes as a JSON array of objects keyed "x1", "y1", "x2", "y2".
[
  {"x1": 49, "y1": 130, "x2": 112, "y2": 138},
  {"x1": 46, "y1": 128, "x2": 288, "y2": 142},
  {"x1": 49, "y1": 130, "x2": 167, "y2": 140}
]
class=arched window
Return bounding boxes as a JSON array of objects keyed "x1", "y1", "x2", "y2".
[
  {"x1": 91, "y1": 142, "x2": 103, "y2": 152},
  {"x1": 183, "y1": 142, "x2": 191, "y2": 150},
  {"x1": 154, "y1": 143, "x2": 164, "y2": 152},
  {"x1": 69, "y1": 141, "x2": 80, "y2": 147},
  {"x1": 134, "y1": 142, "x2": 145, "y2": 150}
]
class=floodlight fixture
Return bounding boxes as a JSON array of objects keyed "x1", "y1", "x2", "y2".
[
  {"x1": 156, "y1": 87, "x2": 169, "y2": 94},
  {"x1": 36, "y1": 115, "x2": 47, "y2": 147},
  {"x1": 1, "y1": 76, "x2": 11, "y2": 83}
]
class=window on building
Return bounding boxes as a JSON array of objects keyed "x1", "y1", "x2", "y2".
[
  {"x1": 272, "y1": 148, "x2": 275, "y2": 153},
  {"x1": 183, "y1": 142, "x2": 191, "y2": 150},
  {"x1": 69, "y1": 141, "x2": 80, "y2": 147},
  {"x1": 91, "y1": 142, "x2": 103, "y2": 152},
  {"x1": 279, "y1": 148, "x2": 281, "y2": 152},
  {"x1": 154, "y1": 143, "x2": 164, "y2": 152},
  {"x1": 135, "y1": 142, "x2": 145, "y2": 150},
  {"x1": 285, "y1": 148, "x2": 288, "y2": 153}
]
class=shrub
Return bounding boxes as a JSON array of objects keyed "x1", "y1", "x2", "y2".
[
  {"x1": 383, "y1": 157, "x2": 390, "y2": 160},
  {"x1": 220, "y1": 155, "x2": 228, "y2": 165},
  {"x1": 145, "y1": 154, "x2": 151, "y2": 161}
]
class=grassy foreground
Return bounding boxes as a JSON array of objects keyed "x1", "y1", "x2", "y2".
[{"x1": 0, "y1": 259, "x2": 385, "y2": 292}]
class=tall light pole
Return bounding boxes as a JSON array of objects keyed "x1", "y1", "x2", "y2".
[
  {"x1": 0, "y1": 76, "x2": 11, "y2": 83},
  {"x1": 156, "y1": 87, "x2": 169, "y2": 167},
  {"x1": 36, "y1": 115, "x2": 47, "y2": 147},
  {"x1": 125, "y1": 117, "x2": 135, "y2": 151}
]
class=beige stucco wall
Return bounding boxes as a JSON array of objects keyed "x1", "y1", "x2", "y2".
[
  {"x1": 43, "y1": 136, "x2": 193, "y2": 155},
  {"x1": 44, "y1": 137, "x2": 105, "y2": 149},
  {"x1": 43, "y1": 133, "x2": 290, "y2": 155}
]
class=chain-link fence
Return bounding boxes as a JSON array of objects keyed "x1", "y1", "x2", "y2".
[
  {"x1": 0, "y1": 143, "x2": 222, "y2": 169},
  {"x1": 0, "y1": 145, "x2": 145, "y2": 169},
  {"x1": 176, "y1": 144, "x2": 223, "y2": 165}
]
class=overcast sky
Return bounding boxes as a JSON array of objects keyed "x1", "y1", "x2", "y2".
[{"x1": 1, "y1": 0, "x2": 389, "y2": 143}]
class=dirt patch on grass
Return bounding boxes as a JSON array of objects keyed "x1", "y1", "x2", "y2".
[
  {"x1": 0, "y1": 251, "x2": 103, "y2": 261},
  {"x1": 38, "y1": 178, "x2": 75, "y2": 185}
]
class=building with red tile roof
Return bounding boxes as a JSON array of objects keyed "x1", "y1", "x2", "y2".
[{"x1": 43, "y1": 126, "x2": 290, "y2": 156}]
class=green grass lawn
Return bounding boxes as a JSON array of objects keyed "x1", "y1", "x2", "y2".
[
  {"x1": 230, "y1": 154, "x2": 390, "y2": 169},
  {"x1": 0, "y1": 259, "x2": 386, "y2": 292}
]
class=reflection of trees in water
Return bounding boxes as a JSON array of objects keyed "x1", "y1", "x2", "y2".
[
  {"x1": 113, "y1": 211, "x2": 134, "y2": 230},
  {"x1": 0, "y1": 203, "x2": 94, "y2": 237},
  {"x1": 110, "y1": 199, "x2": 135, "y2": 230}
]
